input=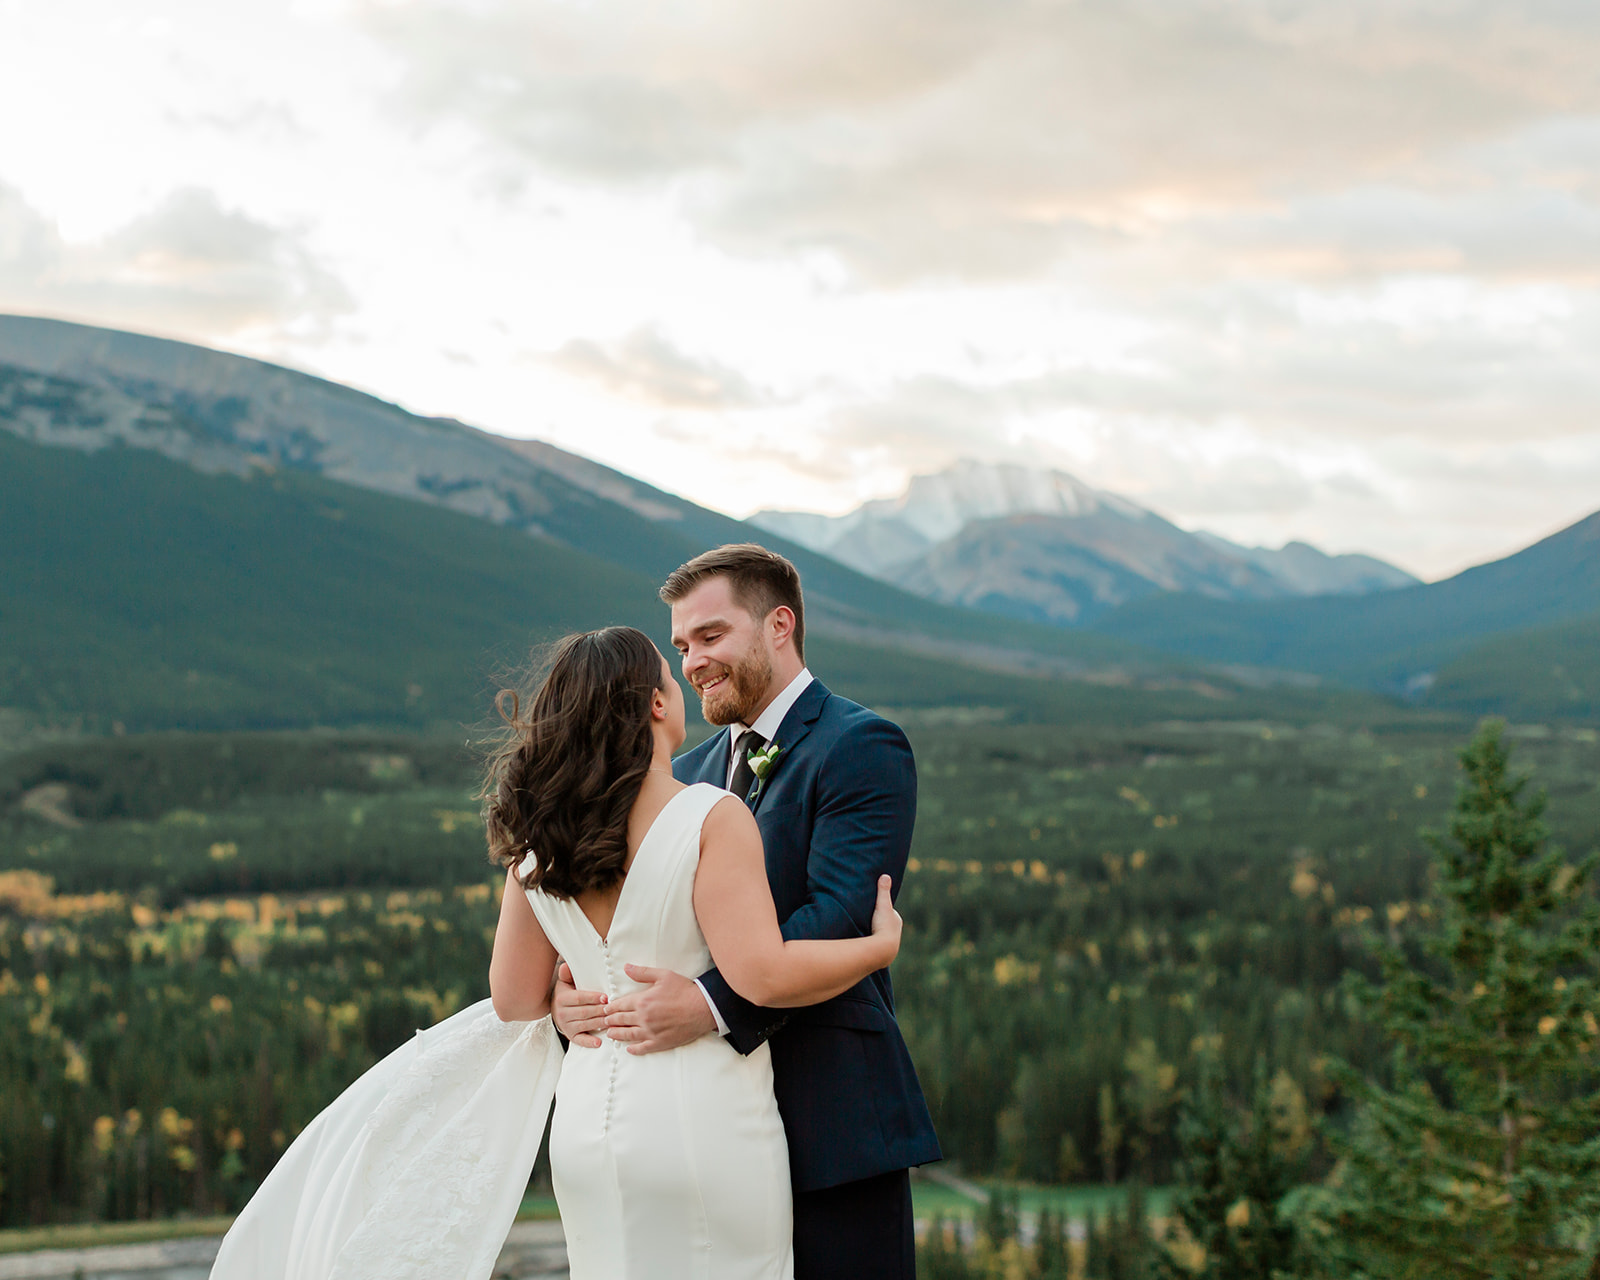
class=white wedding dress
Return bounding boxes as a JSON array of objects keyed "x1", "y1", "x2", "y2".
[{"x1": 211, "y1": 782, "x2": 793, "y2": 1280}]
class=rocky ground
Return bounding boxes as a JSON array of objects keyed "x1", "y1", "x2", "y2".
[{"x1": 0, "y1": 1221, "x2": 569, "y2": 1280}]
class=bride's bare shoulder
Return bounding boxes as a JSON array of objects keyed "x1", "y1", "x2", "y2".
[{"x1": 700, "y1": 792, "x2": 759, "y2": 844}]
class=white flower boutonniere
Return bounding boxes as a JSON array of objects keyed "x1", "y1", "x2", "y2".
[{"x1": 746, "y1": 743, "x2": 784, "y2": 801}]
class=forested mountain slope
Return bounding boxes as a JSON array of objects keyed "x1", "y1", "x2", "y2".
[
  {"x1": 1, "y1": 429, "x2": 662, "y2": 730},
  {"x1": 1089, "y1": 511, "x2": 1600, "y2": 710},
  {"x1": 1425, "y1": 615, "x2": 1600, "y2": 721},
  {"x1": 0, "y1": 315, "x2": 1144, "y2": 675},
  {"x1": 6, "y1": 313, "x2": 1579, "y2": 728},
  {"x1": 3, "y1": 433, "x2": 1348, "y2": 733}
]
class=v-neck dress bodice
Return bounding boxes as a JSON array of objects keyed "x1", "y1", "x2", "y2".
[
  {"x1": 528, "y1": 784, "x2": 719, "y2": 998},
  {"x1": 523, "y1": 783, "x2": 794, "y2": 1280}
]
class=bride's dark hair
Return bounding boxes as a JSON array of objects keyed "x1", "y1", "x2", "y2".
[{"x1": 482, "y1": 626, "x2": 668, "y2": 899}]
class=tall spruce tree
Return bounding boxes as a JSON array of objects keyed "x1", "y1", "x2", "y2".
[
  {"x1": 919, "y1": 1212, "x2": 975, "y2": 1280},
  {"x1": 1087, "y1": 1185, "x2": 1156, "y2": 1280},
  {"x1": 1085, "y1": 1206, "x2": 1108, "y2": 1280},
  {"x1": 981, "y1": 1184, "x2": 1021, "y2": 1251},
  {"x1": 1031, "y1": 1205, "x2": 1071, "y2": 1280},
  {"x1": 1158, "y1": 1059, "x2": 1307, "y2": 1280},
  {"x1": 1310, "y1": 721, "x2": 1600, "y2": 1278}
]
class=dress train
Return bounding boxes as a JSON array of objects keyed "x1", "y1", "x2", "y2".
[{"x1": 210, "y1": 999, "x2": 563, "y2": 1280}]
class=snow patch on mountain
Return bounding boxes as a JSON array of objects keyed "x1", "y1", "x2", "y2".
[{"x1": 750, "y1": 460, "x2": 1418, "y2": 625}]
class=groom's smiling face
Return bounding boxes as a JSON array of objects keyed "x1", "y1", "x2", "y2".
[{"x1": 669, "y1": 576, "x2": 777, "y2": 727}]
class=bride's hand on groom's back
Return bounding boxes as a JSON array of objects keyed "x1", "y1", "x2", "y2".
[
  {"x1": 870, "y1": 874, "x2": 902, "y2": 964},
  {"x1": 551, "y1": 962, "x2": 608, "y2": 1048}
]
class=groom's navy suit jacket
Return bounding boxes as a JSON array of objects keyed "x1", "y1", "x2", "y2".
[{"x1": 675, "y1": 678, "x2": 942, "y2": 1193}]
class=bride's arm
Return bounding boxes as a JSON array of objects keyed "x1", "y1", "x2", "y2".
[
  {"x1": 489, "y1": 867, "x2": 560, "y2": 1022},
  {"x1": 693, "y1": 796, "x2": 901, "y2": 1008}
]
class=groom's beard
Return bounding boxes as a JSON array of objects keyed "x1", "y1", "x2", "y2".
[{"x1": 696, "y1": 646, "x2": 774, "y2": 727}]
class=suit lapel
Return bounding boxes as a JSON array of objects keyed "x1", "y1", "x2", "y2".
[{"x1": 748, "y1": 680, "x2": 829, "y2": 815}]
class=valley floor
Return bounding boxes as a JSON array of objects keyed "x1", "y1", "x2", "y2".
[{"x1": 3, "y1": 715, "x2": 1595, "y2": 1226}]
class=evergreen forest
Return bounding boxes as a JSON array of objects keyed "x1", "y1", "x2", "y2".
[{"x1": 4, "y1": 709, "x2": 1599, "y2": 1276}]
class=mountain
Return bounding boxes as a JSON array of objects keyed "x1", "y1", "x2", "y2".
[
  {"x1": 1088, "y1": 511, "x2": 1600, "y2": 710},
  {"x1": 1425, "y1": 616, "x2": 1600, "y2": 722},
  {"x1": 892, "y1": 512, "x2": 1282, "y2": 626},
  {"x1": 13, "y1": 313, "x2": 1569, "y2": 729},
  {"x1": 0, "y1": 427, "x2": 661, "y2": 731},
  {"x1": 0, "y1": 315, "x2": 1147, "y2": 677},
  {"x1": 0, "y1": 429, "x2": 1358, "y2": 734},
  {"x1": 752, "y1": 463, "x2": 1150, "y2": 573},
  {"x1": 750, "y1": 460, "x2": 1416, "y2": 625},
  {"x1": 8, "y1": 315, "x2": 1348, "y2": 732},
  {"x1": 0, "y1": 313, "x2": 778, "y2": 591},
  {"x1": 1191, "y1": 532, "x2": 1419, "y2": 597}
]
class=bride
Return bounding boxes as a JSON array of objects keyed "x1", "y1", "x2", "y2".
[{"x1": 210, "y1": 626, "x2": 901, "y2": 1280}]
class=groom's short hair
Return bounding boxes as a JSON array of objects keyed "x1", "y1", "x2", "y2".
[{"x1": 660, "y1": 544, "x2": 806, "y2": 661}]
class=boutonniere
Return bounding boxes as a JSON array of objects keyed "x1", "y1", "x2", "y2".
[{"x1": 747, "y1": 743, "x2": 784, "y2": 801}]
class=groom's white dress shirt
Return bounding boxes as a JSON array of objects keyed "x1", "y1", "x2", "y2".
[
  {"x1": 722, "y1": 668, "x2": 813, "y2": 788},
  {"x1": 696, "y1": 667, "x2": 814, "y2": 1034}
]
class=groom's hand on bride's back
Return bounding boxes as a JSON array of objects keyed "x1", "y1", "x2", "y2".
[
  {"x1": 551, "y1": 962, "x2": 608, "y2": 1049},
  {"x1": 603, "y1": 965, "x2": 716, "y2": 1055}
]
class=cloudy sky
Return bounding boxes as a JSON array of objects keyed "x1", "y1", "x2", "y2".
[{"x1": 3, "y1": 0, "x2": 1598, "y2": 579}]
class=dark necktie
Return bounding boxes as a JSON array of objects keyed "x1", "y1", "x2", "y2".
[{"x1": 727, "y1": 729, "x2": 766, "y2": 804}]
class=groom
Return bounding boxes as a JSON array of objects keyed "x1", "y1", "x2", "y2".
[{"x1": 552, "y1": 542, "x2": 941, "y2": 1278}]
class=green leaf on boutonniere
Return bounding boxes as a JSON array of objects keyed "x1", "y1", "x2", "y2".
[{"x1": 747, "y1": 743, "x2": 783, "y2": 800}]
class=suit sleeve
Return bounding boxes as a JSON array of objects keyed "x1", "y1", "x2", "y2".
[{"x1": 699, "y1": 717, "x2": 918, "y2": 1054}]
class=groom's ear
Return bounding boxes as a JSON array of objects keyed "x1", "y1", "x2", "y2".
[{"x1": 767, "y1": 605, "x2": 797, "y2": 649}]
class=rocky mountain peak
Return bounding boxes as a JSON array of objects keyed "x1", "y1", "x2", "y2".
[
  {"x1": 750, "y1": 459, "x2": 1419, "y2": 626},
  {"x1": 862, "y1": 459, "x2": 1148, "y2": 544}
]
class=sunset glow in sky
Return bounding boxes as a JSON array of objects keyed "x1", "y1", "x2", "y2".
[{"x1": 4, "y1": 0, "x2": 1599, "y2": 579}]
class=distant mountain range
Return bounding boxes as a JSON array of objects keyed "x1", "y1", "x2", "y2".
[
  {"x1": 1087, "y1": 510, "x2": 1600, "y2": 710},
  {"x1": 751, "y1": 461, "x2": 1416, "y2": 626},
  {"x1": 0, "y1": 316, "x2": 1154, "y2": 673},
  {"x1": 0, "y1": 315, "x2": 1254, "y2": 733},
  {"x1": 750, "y1": 462, "x2": 1600, "y2": 722},
  {"x1": 3, "y1": 314, "x2": 1595, "y2": 726}
]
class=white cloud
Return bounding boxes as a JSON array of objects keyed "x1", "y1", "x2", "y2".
[
  {"x1": 541, "y1": 326, "x2": 768, "y2": 410},
  {"x1": 366, "y1": 0, "x2": 1600, "y2": 285},
  {"x1": 0, "y1": 183, "x2": 352, "y2": 339},
  {"x1": 0, "y1": 0, "x2": 1596, "y2": 581}
]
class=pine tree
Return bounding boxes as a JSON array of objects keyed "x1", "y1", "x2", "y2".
[
  {"x1": 981, "y1": 1184, "x2": 1021, "y2": 1251},
  {"x1": 1084, "y1": 1206, "x2": 1107, "y2": 1280},
  {"x1": 1089, "y1": 1185, "x2": 1156, "y2": 1280},
  {"x1": 1116, "y1": 1183, "x2": 1155, "y2": 1280},
  {"x1": 1157, "y1": 1058, "x2": 1307, "y2": 1280},
  {"x1": 1031, "y1": 1205, "x2": 1070, "y2": 1280},
  {"x1": 920, "y1": 1211, "x2": 976, "y2": 1280},
  {"x1": 1310, "y1": 721, "x2": 1600, "y2": 1278}
]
